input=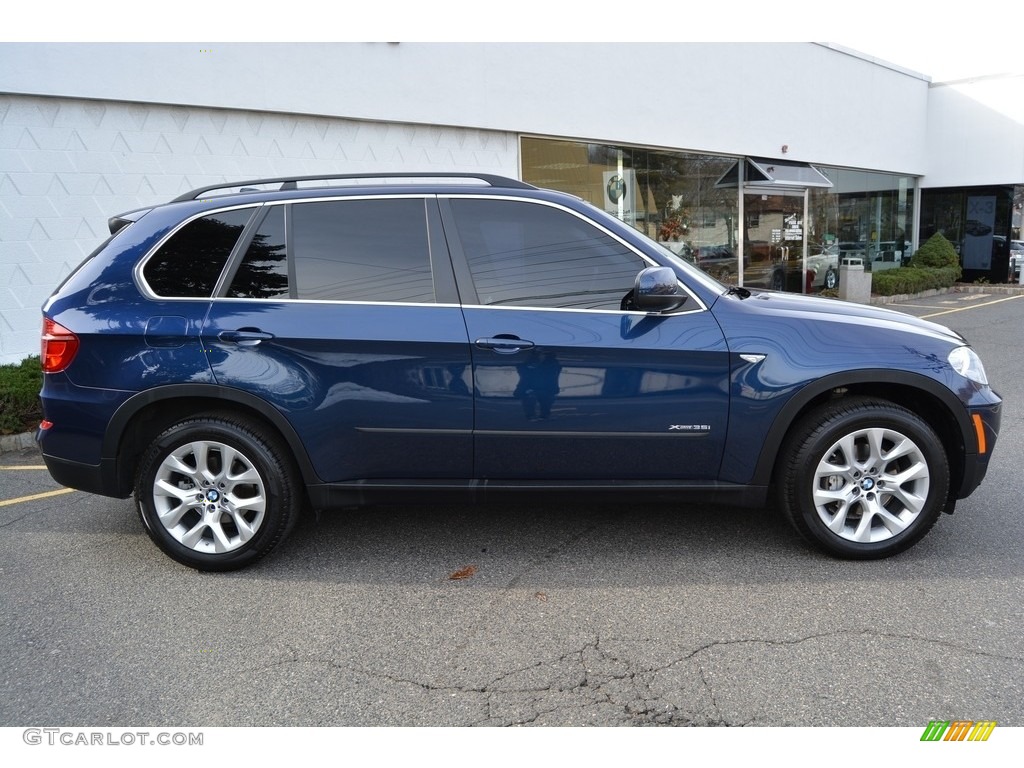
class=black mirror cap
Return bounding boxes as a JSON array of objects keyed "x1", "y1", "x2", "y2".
[{"x1": 634, "y1": 267, "x2": 687, "y2": 312}]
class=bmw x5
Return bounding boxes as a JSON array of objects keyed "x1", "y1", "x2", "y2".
[{"x1": 38, "y1": 174, "x2": 1001, "y2": 570}]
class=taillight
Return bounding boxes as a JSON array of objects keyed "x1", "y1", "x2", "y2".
[{"x1": 41, "y1": 318, "x2": 79, "y2": 373}]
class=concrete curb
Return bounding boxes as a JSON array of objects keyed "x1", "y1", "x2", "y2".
[
  {"x1": 870, "y1": 283, "x2": 1024, "y2": 305},
  {"x1": 0, "y1": 431, "x2": 38, "y2": 455}
]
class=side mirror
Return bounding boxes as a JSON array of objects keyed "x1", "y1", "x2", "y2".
[{"x1": 633, "y1": 267, "x2": 687, "y2": 312}]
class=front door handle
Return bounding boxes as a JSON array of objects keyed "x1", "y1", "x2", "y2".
[
  {"x1": 218, "y1": 328, "x2": 275, "y2": 346},
  {"x1": 474, "y1": 336, "x2": 536, "y2": 355}
]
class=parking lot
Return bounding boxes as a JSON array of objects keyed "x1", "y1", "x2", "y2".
[{"x1": 1, "y1": 290, "x2": 1022, "y2": 729}]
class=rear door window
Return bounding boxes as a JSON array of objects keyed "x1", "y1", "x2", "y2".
[
  {"x1": 227, "y1": 205, "x2": 289, "y2": 299},
  {"x1": 291, "y1": 198, "x2": 435, "y2": 303}
]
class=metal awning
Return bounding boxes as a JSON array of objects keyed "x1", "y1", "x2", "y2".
[{"x1": 716, "y1": 157, "x2": 833, "y2": 189}]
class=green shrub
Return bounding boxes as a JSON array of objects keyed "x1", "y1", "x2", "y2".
[
  {"x1": 910, "y1": 232, "x2": 961, "y2": 277},
  {"x1": 871, "y1": 266, "x2": 961, "y2": 296},
  {"x1": 0, "y1": 355, "x2": 43, "y2": 434},
  {"x1": 870, "y1": 234, "x2": 962, "y2": 297}
]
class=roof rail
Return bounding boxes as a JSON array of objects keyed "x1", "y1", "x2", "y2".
[{"x1": 172, "y1": 173, "x2": 536, "y2": 202}]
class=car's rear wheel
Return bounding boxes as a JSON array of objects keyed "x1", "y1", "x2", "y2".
[
  {"x1": 824, "y1": 268, "x2": 838, "y2": 290},
  {"x1": 778, "y1": 398, "x2": 948, "y2": 558},
  {"x1": 135, "y1": 414, "x2": 300, "y2": 571}
]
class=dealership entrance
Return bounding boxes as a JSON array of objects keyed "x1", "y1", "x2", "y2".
[{"x1": 720, "y1": 158, "x2": 833, "y2": 293}]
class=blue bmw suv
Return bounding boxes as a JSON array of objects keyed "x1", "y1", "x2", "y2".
[{"x1": 38, "y1": 174, "x2": 1001, "y2": 570}]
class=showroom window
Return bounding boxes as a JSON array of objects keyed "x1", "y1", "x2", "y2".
[
  {"x1": 810, "y1": 168, "x2": 916, "y2": 276},
  {"x1": 919, "y1": 185, "x2": 1016, "y2": 282},
  {"x1": 521, "y1": 137, "x2": 737, "y2": 274},
  {"x1": 522, "y1": 137, "x2": 918, "y2": 294}
]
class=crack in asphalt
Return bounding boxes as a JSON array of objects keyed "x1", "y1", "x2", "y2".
[
  {"x1": 675, "y1": 629, "x2": 1024, "y2": 665},
  {"x1": 222, "y1": 627, "x2": 1024, "y2": 726}
]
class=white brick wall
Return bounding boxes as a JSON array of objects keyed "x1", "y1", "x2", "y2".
[{"x1": 0, "y1": 94, "x2": 519, "y2": 364}]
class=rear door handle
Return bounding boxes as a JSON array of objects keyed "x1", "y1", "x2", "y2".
[
  {"x1": 474, "y1": 336, "x2": 535, "y2": 355},
  {"x1": 218, "y1": 328, "x2": 275, "y2": 346}
]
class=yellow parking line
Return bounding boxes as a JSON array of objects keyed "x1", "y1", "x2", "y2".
[
  {"x1": 0, "y1": 488, "x2": 75, "y2": 507},
  {"x1": 0, "y1": 465, "x2": 49, "y2": 470},
  {"x1": 921, "y1": 295, "x2": 1023, "y2": 319}
]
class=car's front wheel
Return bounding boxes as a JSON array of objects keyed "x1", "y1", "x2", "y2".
[
  {"x1": 778, "y1": 398, "x2": 948, "y2": 558},
  {"x1": 135, "y1": 414, "x2": 301, "y2": 571}
]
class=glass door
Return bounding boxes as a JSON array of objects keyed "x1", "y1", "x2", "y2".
[{"x1": 742, "y1": 189, "x2": 813, "y2": 292}]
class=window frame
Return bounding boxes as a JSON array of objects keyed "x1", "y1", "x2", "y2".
[
  {"x1": 438, "y1": 194, "x2": 707, "y2": 315},
  {"x1": 199, "y1": 194, "x2": 457, "y2": 306}
]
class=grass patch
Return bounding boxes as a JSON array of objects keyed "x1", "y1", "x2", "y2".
[{"x1": 0, "y1": 355, "x2": 43, "y2": 435}]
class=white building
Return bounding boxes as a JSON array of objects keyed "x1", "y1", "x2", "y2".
[{"x1": 2, "y1": 42, "x2": 1022, "y2": 363}]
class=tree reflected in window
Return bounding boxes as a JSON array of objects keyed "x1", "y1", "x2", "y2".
[
  {"x1": 228, "y1": 206, "x2": 289, "y2": 299},
  {"x1": 144, "y1": 208, "x2": 254, "y2": 297}
]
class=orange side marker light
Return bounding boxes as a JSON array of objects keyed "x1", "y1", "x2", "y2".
[{"x1": 971, "y1": 414, "x2": 987, "y2": 454}]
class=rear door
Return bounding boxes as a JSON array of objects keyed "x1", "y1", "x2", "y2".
[
  {"x1": 202, "y1": 195, "x2": 473, "y2": 483},
  {"x1": 440, "y1": 196, "x2": 731, "y2": 481}
]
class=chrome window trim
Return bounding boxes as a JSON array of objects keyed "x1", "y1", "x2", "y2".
[
  {"x1": 134, "y1": 192, "x2": 709, "y2": 315},
  {"x1": 145, "y1": 295, "x2": 690, "y2": 318},
  {"x1": 209, "y1": 298, "x2": 461, "y2": 309},
  {"x1": 456, "y1": 303, "x2": 704, "y2": 317}
]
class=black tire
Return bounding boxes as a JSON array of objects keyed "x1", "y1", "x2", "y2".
[
  {"x1": 824, "y1": 268, "x2": 838, "y2": 290},
  {"x1": 134, "y1": 414, "x2": 301, "y2": 571},
  {"x1": 777, "y1": 398, "x2": 948, "y2": 559}
]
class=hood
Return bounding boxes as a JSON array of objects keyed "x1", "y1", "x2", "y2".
[{"x1": 735, "y1": 290, "x2": 966, "y2": 345}]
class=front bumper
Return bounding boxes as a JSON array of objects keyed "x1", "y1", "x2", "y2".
[{"x1": 956, "y1": 400, "x2": 1001, "y2": 499}]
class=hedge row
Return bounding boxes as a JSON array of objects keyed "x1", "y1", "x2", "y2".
[
  {"x1": 0, "y1": 355, "x2": 42, "y2": 434},
  {"x1": 871, "y1": 232, "x2": 962, "y2": 297},
  {"x1": 871, "y1": 266, "x2": 962, "y2": 296}
]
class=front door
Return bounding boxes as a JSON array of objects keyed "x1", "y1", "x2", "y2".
[{"x1": 440, "y1": 196, "x2": 731, "y2": 481}]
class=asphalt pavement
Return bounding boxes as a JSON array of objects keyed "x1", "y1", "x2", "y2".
[{"x1": 1, "y1": 290, "x2": 1022, "y2": 729}]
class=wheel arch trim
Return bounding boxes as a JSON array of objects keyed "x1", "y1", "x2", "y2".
[
  {"x1": 751, "y1": 369, "x2": 973, "y2": 487},
  {"x1": 103, "y1": 384, "x2": 320, "y2": 490}
]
